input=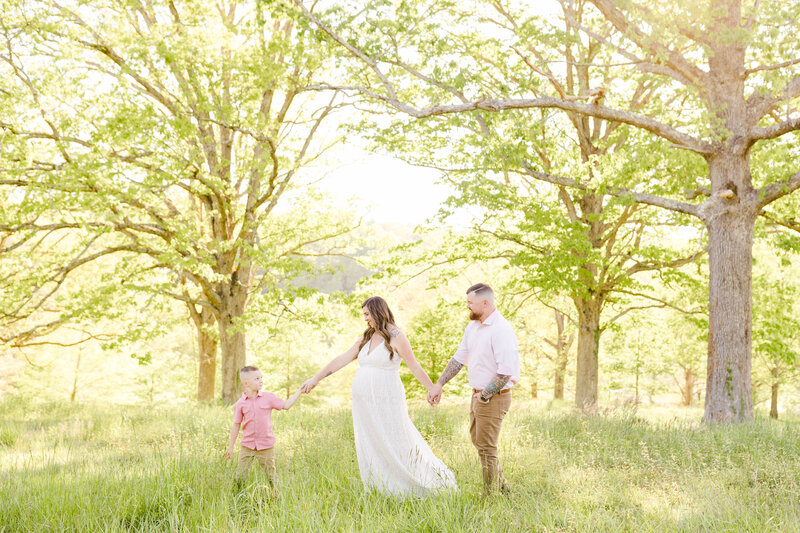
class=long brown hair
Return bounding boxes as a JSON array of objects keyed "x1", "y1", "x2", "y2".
[{"x1": 358, "y1": 296, "x2": 398, "y2": 359}]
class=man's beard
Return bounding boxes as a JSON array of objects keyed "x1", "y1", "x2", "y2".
[{"x1": 469, "y1": 311, "x2": 480, "y2": 321}]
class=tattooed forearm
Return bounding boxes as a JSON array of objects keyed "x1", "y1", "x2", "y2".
[
  {"x1": 436, "y1": 358, "x2": 464, "y2": 386},
  {"x1": 481, "y1": 374, "x2": 511, "y2": 400}
]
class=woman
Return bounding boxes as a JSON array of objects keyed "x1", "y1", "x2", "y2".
[{"x1": 299, "y1": 296, "x2": 456, "y2": 497}]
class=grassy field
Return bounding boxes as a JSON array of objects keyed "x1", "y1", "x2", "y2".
[{"x1": 1, "y1": 396, "x2": 799, "y2": 532}]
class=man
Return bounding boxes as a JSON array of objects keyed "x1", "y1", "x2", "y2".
[{"x1": 428, "y1": 283, "x2": 520, "y2": 495}]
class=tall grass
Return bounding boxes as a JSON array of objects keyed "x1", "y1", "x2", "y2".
[{"x1": 1, "y1": 396, "x2": 798, "y2": 532}]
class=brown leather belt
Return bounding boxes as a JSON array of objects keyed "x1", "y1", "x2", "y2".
[{"x1": 473, "y1": 388, "x2": 511, "y2": 395}]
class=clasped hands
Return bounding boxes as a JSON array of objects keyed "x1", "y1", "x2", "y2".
[
  {"x1": 299, "y1": 376, "x2": 319, "y2": 394},
  {"x1": 427, "y1": 384, "x2": 443, "y2": 405}
]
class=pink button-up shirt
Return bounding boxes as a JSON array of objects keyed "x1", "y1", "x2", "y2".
[
  {"x1": 233, "y1": 391, "x2": 286, "y2": 450},
  {"x1": 453, "y1": 309, "x2": 520, "y2": 390}
]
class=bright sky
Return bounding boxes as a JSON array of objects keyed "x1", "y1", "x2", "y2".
[{"x1": 317, "y1": 148, "x2": 454, "y2": 227}]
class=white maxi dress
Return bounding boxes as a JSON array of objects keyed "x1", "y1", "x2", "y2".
[{"x1": 350, "y1": 340, "x2": 457, "y2": 496}]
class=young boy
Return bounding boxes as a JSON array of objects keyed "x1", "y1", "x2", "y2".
[{"x1": 226, "y1": 366, "x2": 302, "y2": 489}]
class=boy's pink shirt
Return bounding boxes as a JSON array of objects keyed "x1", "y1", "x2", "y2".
[{"x1": 233, "y1": 391, "x2": 286, "y2": 450}]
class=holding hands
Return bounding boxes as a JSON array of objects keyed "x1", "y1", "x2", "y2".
[
  {"x1": 427, "y1": 384, "x2": 443, "y2": 405},
  {"x1": 300, "y1": 376, "x2": 320, "y2": 394}
]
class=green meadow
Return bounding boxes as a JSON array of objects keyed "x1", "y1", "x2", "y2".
[
  {"x1": 4, "y1": 1, "x2": 800, "y2": 531},
  {"x1": 2, "y1": 397, "x2": 799, "y2": 532}
]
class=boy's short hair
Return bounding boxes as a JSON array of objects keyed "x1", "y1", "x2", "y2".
[{"x1": 239, "y1": 366, "x2": 260, "y2": 378}]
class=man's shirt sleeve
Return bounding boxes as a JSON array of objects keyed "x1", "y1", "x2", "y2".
[
  {"x1": 493, "y1": 323, "x2": 519, "y2": 377},
  {"x1": 453, "y1": 324, "x2": 471, "y2": 365}
]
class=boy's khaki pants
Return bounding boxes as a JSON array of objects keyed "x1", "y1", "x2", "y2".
[
  {"x1": 469, "y1": 390, "x2": 512, "y2": 494},
  {"x1": 236, "y1": 446, "x2": 277, "y2": 486}
]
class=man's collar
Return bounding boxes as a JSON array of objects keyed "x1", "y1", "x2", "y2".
[{"x1": 482, "y1": 309, "x2": 500, "y2": 325}]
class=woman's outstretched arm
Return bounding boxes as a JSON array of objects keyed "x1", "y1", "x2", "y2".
[
  {"x1": 391, "y1": 328, "x2": 435, "y2": 392},
  {"x1": 300, "y1": 340, "x2": 360, "y2": 393}
]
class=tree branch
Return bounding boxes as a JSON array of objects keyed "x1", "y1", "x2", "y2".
[
  {"x1": 518, "y1": 164, "x2": 703, "y2": 218},
  {"x1": 292, "y1": 0, "x2": 401, "y2": 103},
  {"x1": 1, "y1": 316, "x2": 71, "y2": 345},
  {"x1": 606, "y1": 289, "x2": 704, "y2": 324},
  {"x1": 294, "y1": 1, "x2": 712, "y2": 155},
  {"x1": 622, "y1": 248, "x2": 706, "y2": 278},
  {"x1": 759, "y1": 210, "x2": 800, "y2": 234},
  {"x1": 750, "y1": 117, "x2": 800, "y2": 143},
  {"x1": 749, "y1": 75, "x2": 800, "y2": 124},
  {"x1": 584, "y1": 0, "x2": 710, "y2": 90},
  {"x1": 758, "y1": 170, "x2": 800, "y2": 208},
  {"x1": 745, "y1": 57, "x2": 800, "y2": 76}
]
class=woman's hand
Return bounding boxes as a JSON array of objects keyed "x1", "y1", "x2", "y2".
[
  {"x1": 427, "y1": 383, "x2": 443, "y2": 405},
  {"x1": 300, "y1": 376, "x2": 320, "y2": 394}
]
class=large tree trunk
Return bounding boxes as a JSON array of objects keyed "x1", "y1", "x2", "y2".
[
  {"x1": 701, "y1": 0, "x2": 757, "y2": 424},
  {"x1": 219, "y1": 277, "x2": 249, "y2": 404},
  {"x1": 186, "y1": 301, "x2": 218, "y2": 402},
  {"x1": 196, "y1": 308, "x2": 218, "y2": 402},
  {"x1": 552, "y1": 309, "x2": 571, "y2": 400},
  {"x1": 574, "y1": 297, "x2": 601, "y2": 411},
  {"x1": 573, "y1": 190, "x2": 604, "y2": 412},
  {"x1": 702, "y1": 154, "x2": 757, "y2": 423}
]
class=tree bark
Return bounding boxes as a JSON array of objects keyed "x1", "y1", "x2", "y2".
[
  {"x1": 574, "y1": 297, "x2": 602, "y2": 411},
  {"x1": 572, "y1": 189, "x2": 605, "y2": 412},
  {"x1": 196, "y1": 308, "x2": 218, "y2": 402},
  {"x1": 770, "y1": 382, "x2": 779, "y2": 420},
  {"x1": 769, "y1": 367, "x2": 779, "y2": 419},
  {"x1": 552, "y1": 309, "x2": 571, "y2": 400},
  {"x1": 553, "y1": 357, "x2": 566, "y2": 400},
  {"x1": 700, "y1": 0, "x2": 759, "y2": 424},
  {"x1": 702, "y1": 154, "x2": 758, "y2": 423},
  {"x1": 219, "y1": 276, "x2": 249, "y2": 404},
  {"x1": 681, "y1": 368, "x2": 695, "y2": 407},
  {"x1": 186, "y1": 300, "x2": 218, "y2": 402}
]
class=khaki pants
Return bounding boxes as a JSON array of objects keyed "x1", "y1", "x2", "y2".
[
  {"x1": 469, "y1": 390, "x2": 512, "y2": 493},
  {"x1": 236, "y1": 446, "x2": 277, "y2": 486}
]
